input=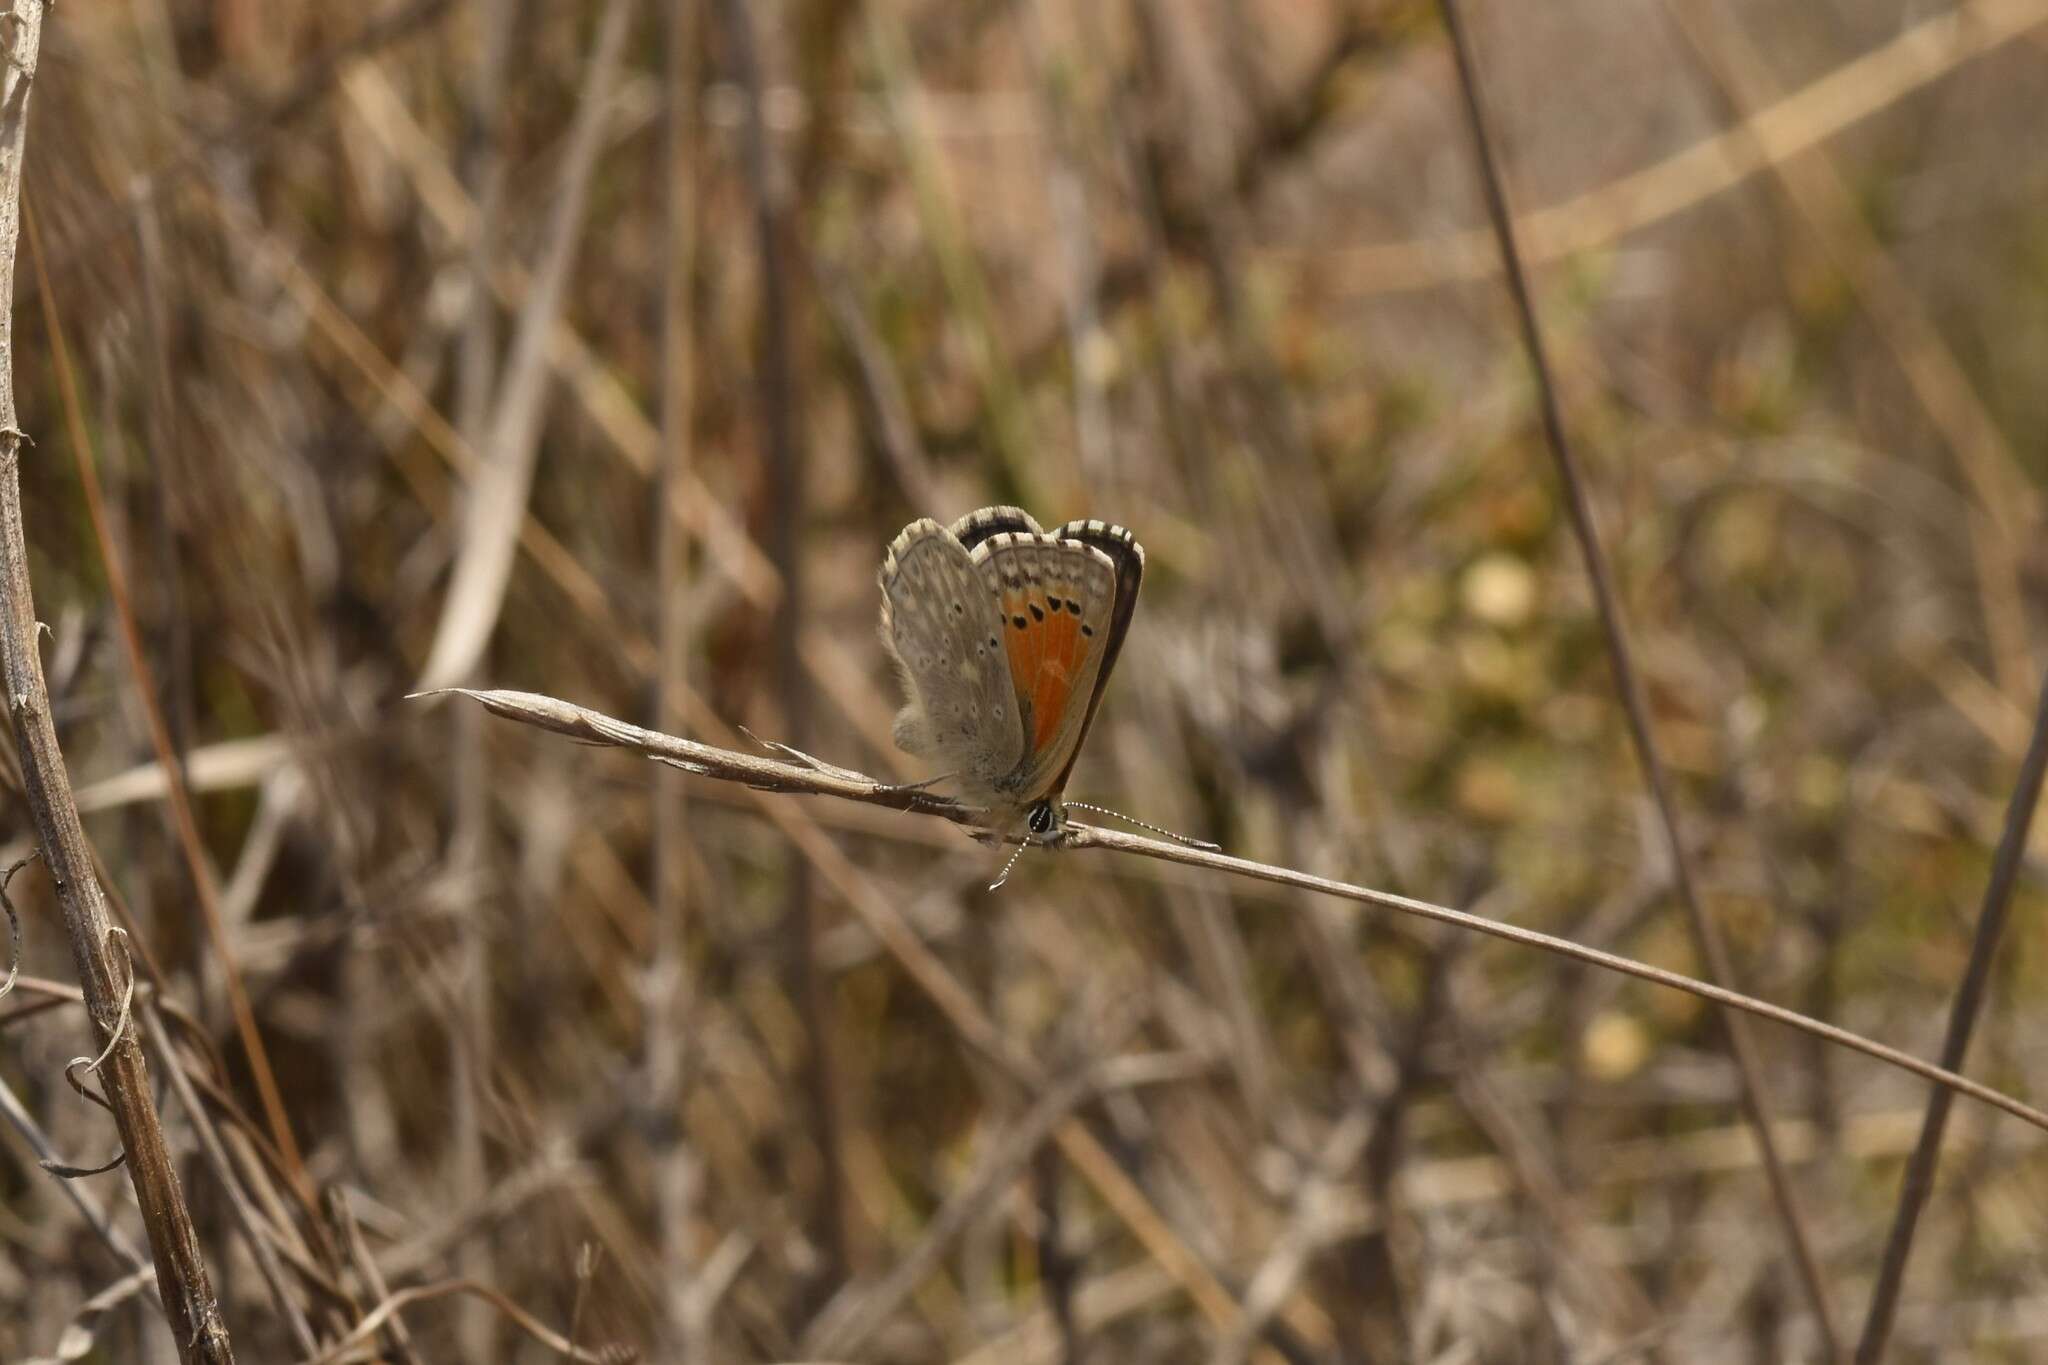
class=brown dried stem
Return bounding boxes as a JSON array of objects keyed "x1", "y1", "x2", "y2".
[
  {"x1": 1855, "y1": 667, "x2": 2048, "y2": 1359},
  {"x1": 0, "y1": 3, "x2": 231, "y2": 1358},
  {"x1": 424, "y1": 686, "x2": 2048, "y2": 1139}
]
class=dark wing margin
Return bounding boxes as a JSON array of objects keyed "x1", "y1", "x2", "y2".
[
  {"x1": 951, "y1": 505, "x2": 1044, "y2": 552},
  {"x1": 1044, "y1": 518, "x2": 1145, "y2": 799}
]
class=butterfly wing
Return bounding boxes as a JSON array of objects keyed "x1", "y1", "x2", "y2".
[
  {"x1": 879, "y1": 519, "x2": 1025, "y2": 796},
  {"x1": 972, "y1": 530, "x2": 1123, "y2": 805},
  {"x1": 951, "y1": 505, "x2": 1044, "y2": 551},
  {"x1": 1044, "y1": 519, "x2": 1144, "y2": 798}
]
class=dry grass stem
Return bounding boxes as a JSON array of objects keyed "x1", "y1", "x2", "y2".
[{"x1": 428, "y1": 685, "x2": 2048, "y2": 1138}]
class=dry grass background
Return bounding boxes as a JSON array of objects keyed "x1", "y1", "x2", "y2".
[{"x1": 2, "y1": 0, "x2": 2047, "y2": 1360}]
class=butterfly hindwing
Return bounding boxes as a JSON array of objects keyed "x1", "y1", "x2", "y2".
[{"x1": 879, "y1": 519, "x2": 1024, "y2": 787}]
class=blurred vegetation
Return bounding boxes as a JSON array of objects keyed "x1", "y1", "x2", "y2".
[{"x1": 2, "y1": 0, "x2": 2047, "y2": 1361}]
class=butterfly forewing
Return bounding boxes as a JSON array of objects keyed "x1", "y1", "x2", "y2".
[
  {"x1": 879, "y1": 519, "x2": 1024, "y2": 786},
  {"x1": 972, "y1": 530, "x2": 1121, "y2": 803}
]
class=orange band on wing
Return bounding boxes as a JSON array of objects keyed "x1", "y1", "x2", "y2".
[
  {"x1": 1030, "y1": 601, "x2": 1081, "y2": 753},
  {"x1": 1000, "y1": 590, "x2": 1037, "y2": 714},
  {"x1": 1002, "y1": 588, "x2": 1088, "y2": 757}
]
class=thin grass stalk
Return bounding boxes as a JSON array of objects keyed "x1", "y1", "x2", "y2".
[
  {"x1": 429, "y1": 687, "x2": 2048, "y2": 1138},
  {"x1": 140, "y1": 1007, "x2": 319, "y2": 1356},
  {"x1": 864, "y1": 0, "x2": 1037, "y2": 485},
  {"x1": 1021, "y1": 0, "x2": 1110, "y2": 480},
  {"x1": 447, "y1": 3, "x2": 517, "y2": 1355},
  {"x1": 1658, "y1": 0, "x2": 2036, "y2": 707},
  {"x1": 430, "y1": 690, "x2": 1270, "y2": 1344},
  {"x1": 1436, "y1": 0, "x2": 1843, "y2": 1351},
  {"x1": 716, "y1": 0, "x2": 849, "y2": 1304},
  {"x1": 0, "y1": 1071, "x2": 149, "y2": 1272},
  {"x1": 651, "y1": 0, "x2": 705, "y2": 1354},
  {"x1": 1303, "y1": 0, "x2": 2048, "y2": 296},
  {"x1": 330, "y1": 57, "x2": 785, "y2": 603},
  {"x1": 27, "y1": 0, "x2": 459, "y2": 289},
  {"x1": 1854, "y1": 667, "x2": 2048, "y2": 1360},
  {"x1": 799, "y1": 1019, "x2": 1158, "y2": 1359},
  {"x1": 416, "y1": 0, "x2": 635, "y2": 689},
  {"x1": 28, "y1": 205, "x2": 312, "y2": 1198},
  {"x1": 290, "y1": 1279, "x2": 612, "y2": 1365}
]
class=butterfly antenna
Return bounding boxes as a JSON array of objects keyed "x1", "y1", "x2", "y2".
[
  {"x1": 1064, "y1": 803, "x2": 1221, "y2": 853},
  {"x1": 988, "y1": 841, "x2": 1030, "y2": 891}
]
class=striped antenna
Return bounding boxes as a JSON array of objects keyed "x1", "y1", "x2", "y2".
[
  {"x1": 1064, "y1": 803, "x2": 1221, "y2": 852},
  {"x1": 988, "y1": 841, "x2": 1030, "y2": 891}
]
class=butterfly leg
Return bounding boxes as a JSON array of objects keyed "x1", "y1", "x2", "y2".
[
  {"x1": 873, "y1": 772, "x2": 957, "y2": 796},
  {"x1": 740, "y1": 727, "x2": 875, "y2": 785}
]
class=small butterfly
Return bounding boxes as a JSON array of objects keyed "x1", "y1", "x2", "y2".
[{"x1": 879, "y1": 506, "x2": 1143, "y2": 841}]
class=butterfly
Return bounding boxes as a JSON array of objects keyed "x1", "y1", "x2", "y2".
[{"x1": 879, "y1": 506, "x2": 1143, "y2": 839}]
